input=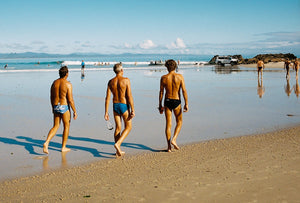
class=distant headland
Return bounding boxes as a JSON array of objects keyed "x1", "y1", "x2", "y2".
[{"x1": 209, "y1": 53, "x2": 298, "y2": 65}]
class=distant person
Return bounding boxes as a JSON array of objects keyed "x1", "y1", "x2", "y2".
[
  {"x1": 284, "y1": 59, "x2": 291, "y2": 78},
  {"x1": 159, "y1": 59, "x2": 188, "y2": 152},
  {"x1": 81, "y1": 60, "x2": 85, "y2": 74},
  {"x1": 176, "y1": 60, "x2": 180, "y2": 72},
  {"x1": 4, "y1": 64, "x2": 8, "y2": 69},
  {"x1": 43, "y1": 66, "x2": 77, "y2": 154},
  {"x1": 104, "y1": 63, "x2": 135, "y2": 157},
  {"x1": 257, "y1": 59, "x2": 265, "y2": 77},
  {"x1": 293, "y1": 58, "x2": 299, "y2": 78}
]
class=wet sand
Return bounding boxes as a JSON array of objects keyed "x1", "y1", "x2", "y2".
[
  {"x1": 1, "y1": 66, "x2": 300, "y2": 181},
  {"x1": 1, "y1": 124, "x2": 299, "y2": 202}
]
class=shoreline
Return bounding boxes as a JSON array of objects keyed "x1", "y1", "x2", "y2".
[
  {"x1": 1, "y1": 124, "x2": 299, "y2": 202},
  {"x1": 240, "y1": 61, "x2": 285, "y2": 69}
]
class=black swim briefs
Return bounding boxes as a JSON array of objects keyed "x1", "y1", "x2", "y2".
[{"x1": 164, "y1": 98, "x2": 181, "y2": 110}]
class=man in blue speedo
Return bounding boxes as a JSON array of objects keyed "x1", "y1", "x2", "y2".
[
  {"x1": 43, "y1": 66, "x2": 77, "y2": 154},
  {"x1": 104, "y1": 63, "x2": 135, "y2": 157}
]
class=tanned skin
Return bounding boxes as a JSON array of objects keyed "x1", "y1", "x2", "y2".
[
  {"x1": 257, "y1": 60, "x2": 265, "y2": 78},
  {"x1": 43, "y1": 68, "x2": 77, "y2": 154},
  {"x1": 159, "y1": 60, "x2": 188, "y2": 152},
  {"x1": 294, "y1": 59, "x2": 299, "y2": 79},
  {"x1": 105, "y1": 65, "x2": 135, "y2": 157}
]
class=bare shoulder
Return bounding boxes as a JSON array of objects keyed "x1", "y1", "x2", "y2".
[
  {"x1": 123, "y1": 76, "x2": 130, "y2": 83},
  {"x1": 176, "y1": 73, "x2": 184, "y2": 80},
  {"x1": 161, "y1": 74, "x2": 168, "y2": 80},
  {"x1": 66, "y1": 80, "x2": 72, "y2": 88}
]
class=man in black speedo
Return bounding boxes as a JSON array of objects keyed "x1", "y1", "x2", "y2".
[{"x1": 158, "y1": 59, "x2": 189, "y2": 152}]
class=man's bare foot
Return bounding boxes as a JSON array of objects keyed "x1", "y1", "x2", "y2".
[
  {"x1": 116, "y1": 151, "x2": 125, "y2": 157},
  {"x1": 171, "y1": 141, "x2": 180, "y2": 150},
  {"x1": 43, "y1": 143, "x2": 49, "y2": 154},
  {"x1": 61, "y1": 147, "x2": 71, "y2": 153},
  {"x1": 114, "y1": 144, "x2": 125, "y2": 157}
]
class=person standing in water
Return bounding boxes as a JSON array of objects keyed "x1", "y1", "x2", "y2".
[
  {"x1": 81, "y1": 60, "x2": 85, "y2": 75},
  {"x1": 104, "y1": 63, "x2": 135, "y2": 157},
  {"x1": 293, "y1": 58, "x2": 299, "y2": 79},
  {"x1": 257, "y1": 58, "x2": 265, "y2": 78},
  {"x1": 43, "y1": 66, "x2": 77, "y2": 154},
  {"x1": 284, "y1": 59, "x2": 291, "y2": 78},
  {"x1": 159, "y1": 59, "x2": 188, "y2": 152}
]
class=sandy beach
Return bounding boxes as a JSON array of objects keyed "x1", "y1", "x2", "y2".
[
  {"x1": 241, "y1": 61, "x2": 286, "y2": 69},
  {"x1": 0, "y1": 124, "x2": 299, "y2": 202},
  {"x1": 1, "y1": 64, "x2": 300, "y2": 202}
]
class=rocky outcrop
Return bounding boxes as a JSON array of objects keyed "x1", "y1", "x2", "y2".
[
  {"x1": 209, "y1": 53, "x2": 297, "y2": 64},
  {"x1": 243, "y1": 53, "x2": 297, "y2": 64}
]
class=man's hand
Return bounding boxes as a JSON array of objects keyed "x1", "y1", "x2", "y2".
[
  {"x1": 128, "y1": 111, "x2": 135, "y2": 120},
  {"x1": 104, "y1": 112, "x2": 109, "y2": 121},
  {"x1": 183, "y1": 104, "x2": 189, "y2": 112},
  {"x1": 158, "y1": 106, "x2": 164, "y2": 114},
  {"x1": 73, "y1": 112, "x2": 78, "y2": 120}
]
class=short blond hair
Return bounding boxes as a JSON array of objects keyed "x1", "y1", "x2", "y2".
[{"x1": 113, "y1": 63, "x2": 123, "y2": 73}]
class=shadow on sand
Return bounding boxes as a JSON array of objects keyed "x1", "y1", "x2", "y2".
[{"x1": 0, "y1": 134, "x2": 160, "y2": 158}]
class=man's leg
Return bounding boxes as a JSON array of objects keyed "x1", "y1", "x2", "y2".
[
  {"x1": 43, "y1": 114, "x2": 61, "y2": 154},
  {"x1": 171, "y1": 105, "x2": 182, "y2": 150},
  {"x1": 164, "y1": 107, "x2": 172, "y2": 152},
  {"x1": 61, "y1": 110, "x2": 71, "y2": 152},
  {"x1": 114, "y1": 111, "x2": 131, "y2": 156},
  {"x1": 113, "y1": 112, "x2": 122, "y2": 143}
]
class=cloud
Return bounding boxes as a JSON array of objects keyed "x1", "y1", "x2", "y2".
[
  {"x1": 139, "y1": 40, "x2": 156, "y2": 49},
  {"x1": 166, "y1": 38, "x2": 186, "y2": 49},
  {"x1": 255, "y1": 32, "x2": 300, "y2": 42},
  {"x1": 31, "y1": 41, "x2": 45, "y2": 45},
  {"x1": 124, "y1": 42, "x2": 133, "y2": 49}
]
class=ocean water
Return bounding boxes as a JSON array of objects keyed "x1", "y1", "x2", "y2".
[
  {"x1": 0, "y1": 54, "x2": 300, "y2": 180},
  {"x1": 0, "y1": 54, "x2": 211, "y2": 71}
]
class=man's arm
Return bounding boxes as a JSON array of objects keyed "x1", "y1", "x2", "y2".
[
  {"x1": 158, "y1": 77, "x2": 164, "y2": 114},
  {"x1": 181, "y1": 76, "x2": 189, "y2": 112},
  {"x1": 126, "y1": 79, "x2": 135, "y2": 119},
  {"x1": 50, "y1": 83, "x2": 55, "y2": 107},
  {"x1": 104, "y1": 82, "x2": 111, "y2": 121},
  {"x1": 67, "y1": 82, "x2": 77, "y2": 120}
]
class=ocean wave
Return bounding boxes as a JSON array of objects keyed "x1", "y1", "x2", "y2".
[
  {"x1": 0, "y1": 65, "x2": 204, "y2": 73},
  {"x1": 62, "y1": 60, "x2": 207, "y2": 66}
]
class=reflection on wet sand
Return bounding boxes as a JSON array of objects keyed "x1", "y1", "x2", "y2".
[
  {"x1": 214, "y1": 65, "x2": 240, "y2": 74},
  {"x1": 294, "y1": 77, "x2": 300, "y2": 98},
  {"x1": 257, "y1": 76, "x2": 265, "y2": 98},
  {"x1": 284, "y1": 77, "x2": 293, "y2": 97},
  {"x1": 81, "y1": 73, "x2": 85, "y2": 82},
  {"x1": 42, "y1": 152, "x2": 68, "y2": 170}
]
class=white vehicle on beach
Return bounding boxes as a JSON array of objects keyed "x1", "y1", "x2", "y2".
[{"x1": 215, "y1": 56, "x2": 238, "y2": 66}]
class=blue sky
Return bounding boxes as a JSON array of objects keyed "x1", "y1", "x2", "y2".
[{"x1": 1, "y1": 0, "x2": 300, "y2": 56}]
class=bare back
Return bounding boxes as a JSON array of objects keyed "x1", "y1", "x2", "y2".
[
  {"x1": 108, "y1": 75, "x2": 130, "y2": 104},
  {"x1": 161, "y1": 72, "x2": 184, "y2": 100},
  {"x1": 51, "y1": 78, "x2": 71, "y2": 106},
  {"x1": 257, "y1": 60, "x2": 264, "y2": 68}
]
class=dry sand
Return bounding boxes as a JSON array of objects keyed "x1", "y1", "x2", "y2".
[
  {"x1": 1, "y1": 125, "x2": 300, "y2": 202},
  {"x1": 241, "y1": 61, "x2": 285, "y2": 69}
]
